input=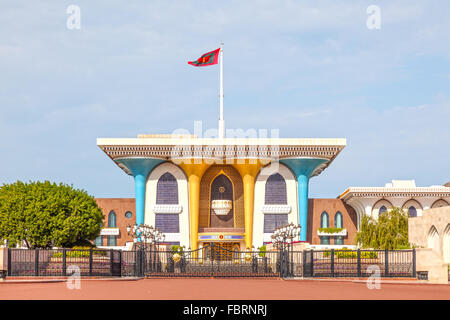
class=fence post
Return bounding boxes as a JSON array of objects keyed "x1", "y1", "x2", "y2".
[
  {"x1": 140, "y1": 249, "x2": 144, "y2": 277},
  {"x1": 412, "y1": 249, "x2": 416, "y2": 278},
  {"x1": 110, "y1": 249, "x2": 113, "y2": 276},
  {"x1": 330, "y1": 249, "x2": 334, "y2": 277},
  {"x1": 211, "y1": 243, "x2": 214, "y2": 277},
  {"x1": 7, "y1": 248, "x2": 11, "y2": 277},
  {"x1": 119, "y1": 250, "x2": 122, "y2": 277},
  {"x1": 302, "y1": 249, "x2": 306, "y2": 277},
  {"x1": 89, "y1": 248, "x2": 93, "y2": 276},
  {"x1": 384, "y1": 249, "x2": 389, "y2": 277},
  {"x1": 62, "y1": 249, "x2": 67, "y2": 277},
  {"x1": 134, "y1": 250, "x2": 138, "y2": 277},
  {"x1": 34, "y1": 249, "x2": 39, "y2": 276},
  {"x1": 357, "y1": 249, "x2": 361, "y2": 278},
  {"x1": 310, "y1": 250, "x2": 314, "y2": 277}
]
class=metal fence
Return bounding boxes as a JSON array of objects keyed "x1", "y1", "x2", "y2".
[
  {"x1": 6, "y1": 247, "x2": 416, "y2": 279},
  {"x1": 300, "y1": 249, "x2": 416, "y2": 278},
  {"x1": 138, "y1": 244, "x2": 281, "y2": 278},
  {"x1": 7, "y1": 248, "x2": 122, "y2": 277}
]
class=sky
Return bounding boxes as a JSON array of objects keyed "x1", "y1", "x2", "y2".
[{"x1": 0, "y1": 1, "x2": 449, "y2": 198}]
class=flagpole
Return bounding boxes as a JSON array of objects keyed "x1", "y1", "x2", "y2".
[{"x1": 218, "y1": 42, "x2": 224, "y2": 139}]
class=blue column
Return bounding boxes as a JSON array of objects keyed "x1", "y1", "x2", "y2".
[
  {"x1": 116, "y1": 158, "x2": 165, "y2": 226},
  {"x1": 280, "y1": 158, "x2": 328, "y2": 242}
]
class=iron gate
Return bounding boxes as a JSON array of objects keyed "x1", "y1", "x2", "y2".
[{"x1": 141, "y1": 243, "x2": 280, "y2": 278}]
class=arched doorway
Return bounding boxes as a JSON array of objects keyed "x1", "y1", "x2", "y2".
[{"x1": 210, "y1": 174, "x2": 234, "y2": 228}]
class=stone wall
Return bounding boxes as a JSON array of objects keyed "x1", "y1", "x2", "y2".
[{"x1": 408, "y1": 206, "x2": 450, "y2": 263}]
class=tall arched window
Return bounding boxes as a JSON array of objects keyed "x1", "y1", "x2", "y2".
[
  {"x1": 264, "y1": 173, "x2": 287, "y2": 205},
  {"x1": 107, "y1": 210, "x2": 117, "y2": 246},
  {"x1": 379, "y1": 206, "x2": 387, "y2": 216},
  {"x1": 408, "y1": 206, "x2": 417, "y2": 218},
  {"x1": 334, "y1": 212, "x2": 343, "y2": 245},
  {"x1": 156, "y1": 172, "x2": 178, "y2": 204},
  {"x1": 210, "y1": 174, "x2": 234, "y2": 227},
  {"x1": 320, "y1": 211, "x2": 330, "y2": 245},
  {"x1": 321, "y1": 212, "x2": 329, "y2": 228}
]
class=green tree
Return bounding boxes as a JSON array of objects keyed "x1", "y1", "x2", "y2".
[
  {"x1": 356, "y1": 206, "x2": 410, "y2": 250},
  {"x1": 0, "y1": 181, "x2": 104, "y2": 248}
]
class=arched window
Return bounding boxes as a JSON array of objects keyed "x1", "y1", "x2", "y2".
[
  {"x1": 264, "y1": 173, "x2": 287, "y2": 205},
  {"x1": 156, "y1": 172, "x2": 178, "y2": 205},
  {"x1": 107, "y1": 210, "x2": 117, "y2": 246},
  {"x1": 334, "y1": 212, "x2": 343, "y2": 228},
  {"x1": 334, "y1": 212, "x2": 343, "y2": 245},
  {"x1": 379, "y1": 206, "x2": 387, "y2": 216},
  {"x1": 321, "y1": 212, "x2": 329, "y2": 228},
  {"x1": 408, "y1": 206, "x2": 417, "y2": 218},
  {"x1": 210, "y1": 174, "x2": 234, "y2": 228},
  {"x1": 320, "y1": 211, "x2": 329, "y2": 245}
]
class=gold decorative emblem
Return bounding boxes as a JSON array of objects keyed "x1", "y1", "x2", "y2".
[
  {"x1": 244, "y1": 253, "x2": 252, "y2": 262},
  {"x1": 219, "y1": 186, "x2": 225, "y2": 193},
  {"x1": 172, "y1": 253, "x2": 181, "y2": 263}
]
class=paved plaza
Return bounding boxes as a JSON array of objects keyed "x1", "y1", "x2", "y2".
[{"x1": 1, "y1": 278, "x2": 449, "y2": 300}]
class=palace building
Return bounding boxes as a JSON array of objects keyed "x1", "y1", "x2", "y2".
[
  {"x1": 95, "y1": 135, "x2": 450, "y2": 250},
  {"x1": 96, "y1": 134, "x2": 347, "y2": 250}
]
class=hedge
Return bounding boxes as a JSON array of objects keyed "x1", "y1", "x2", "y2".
[{"x1": 322, "y1": 249, "x2": 378, "y2": 259}]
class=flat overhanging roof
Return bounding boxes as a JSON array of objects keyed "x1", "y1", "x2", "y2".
[{"x1": 97, "y1": 137, "x2": 346, "y2": 177}]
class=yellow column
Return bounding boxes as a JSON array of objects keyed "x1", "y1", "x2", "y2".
[
  {"x1": 179, "y1": 162, "x2": 209, "y2": 251},
  {"x1": 234, "y1": 161, "x2": 263, "y2": 249}
]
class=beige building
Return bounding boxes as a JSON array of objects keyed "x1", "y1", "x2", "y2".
[{"x1": 409, "y1": 206, "x2": 450, "y2": 264}]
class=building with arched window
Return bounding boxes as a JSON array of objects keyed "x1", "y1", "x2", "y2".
[
  {"x1": 334, "y1": 212, "x2": 344, "y2": 245},
  {"x1": 107, "y1": 211, "x2": 117, "y2": 246},
  {"x1": 319, "y1": 212, "x2": 330, "y2": 245},
  {"x1": 94, "y1": 135, "x2": 450, "y2": 250},
  {"x1": 97, "y1": 135, "x2": 347, "y2": 250}
]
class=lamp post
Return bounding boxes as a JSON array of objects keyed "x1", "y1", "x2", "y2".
[
  {"x1": 271, "y1": 223, "x2": 301, "y2": 277},
  {"x1": 127, "y1": 224, "x2": 165, "y2": 274},
  {"x1": 126, "y1": 223, "x2": 165, "y2": 251}
]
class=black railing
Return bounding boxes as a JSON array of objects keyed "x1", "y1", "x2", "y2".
[
  {"x1": 142, "y1": 243, "x2": 280, "y2": 278},
  {"x1": 299, "y1": 249, "x2": 416, "y2": 278},
  {"x1": 7, "y1": 248, "x2": 121, "y2": 277},
  {"x1": 6, "y1": 247, "x2": 417, "y2": 279}
]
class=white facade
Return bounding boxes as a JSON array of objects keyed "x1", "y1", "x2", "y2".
[
  {"x1": 145, "y1": 162, "x2": 190, "y2": 247},
  {"x1": 252, "y1": 163, "x2": 299, "y2": 248}
]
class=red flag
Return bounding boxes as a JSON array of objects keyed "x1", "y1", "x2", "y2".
[{"x1": 188, "y1": 48, "x2": 220, "y2": 67}]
